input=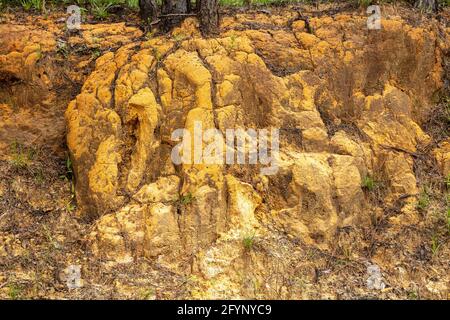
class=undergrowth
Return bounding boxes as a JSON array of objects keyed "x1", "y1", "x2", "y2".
[{"x1": 1, "y1": 0, "x2": 448, "y2": 14}]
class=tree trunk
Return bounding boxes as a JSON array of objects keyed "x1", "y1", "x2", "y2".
[
  {"x1": 414, "y1": 0, "x2": 438, "y2": 12},
  {"x1": 161, "y1": 0, "x2": 190, "y2": 31},
  {"x1": 139, "y1": 0, "x2": 219, "y2": 35},
  {"x1": 139, "y1": 0, "x2": 158, "y2": 23},
  {"x1": 197, "y1": 0, "x2": 219, "y2": 35}
]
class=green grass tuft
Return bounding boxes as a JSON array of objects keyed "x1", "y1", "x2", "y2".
[
  {"x1": 179, "y1": 192, "x2": 194, "y2": 206},
  {"x1": 90, "y1": 1, "x2": 111, "y2": 19},
  {"x1": 416, "y1": 189, "x2": 430, "y2": 211},
  {"x1": 10, "y1": 141, "x2": 34, "y2": 169},
  {"x1": 362, "y1": 175, "x2": 376, "y2": 191},
  {"x1": 242, "y1": 234, "x2": 255, "y2": 250},
  {"x1": 8, "y1": 283, "x2": 22, "y2": 300},
  {"x1": 20, "y1": 0, "x2": 44, "y2": 11},
  {"x1": 431, "y1": 234, "x2": 441, "y2": 256}
]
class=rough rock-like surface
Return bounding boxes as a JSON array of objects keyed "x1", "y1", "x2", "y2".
[
  {"x1": 0, "y1": 19, "x2": 142, "y2": 157},
  {"x1": 65, "y1": 13, "x2": 449, "y2": 298}
]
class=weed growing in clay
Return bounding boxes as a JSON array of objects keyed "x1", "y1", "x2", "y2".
[
  {"x1": 10, "y1": 141, "x2": 34, "y2": 169},
  {"x1": 179, "y1": 192, "x2": 194, "y2": 206},
  {"x1": 362, "y1": 175, "x2": 376, "y2": 191},
  {"x1": 7, "y1": 283, "x2": 22, "y2": 300},
  {"x1": 416, "y1": 189, "x2": 431, "y2": 210},
  {"x1": 430, "y1": 233, "x2": 441, "y2": 256},
  {"x1": 243, "y1": 234, "x2": 255, "y2": 250}
]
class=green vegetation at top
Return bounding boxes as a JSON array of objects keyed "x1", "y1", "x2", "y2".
[
  {"x1": 1, "y1": 0, "x2": 449, "y2": 17},
  {"x1": 0, "y1": 0, "x2": 139, "y2": 15},
  {"x1": 1, "y1": 0, "x2": 449, "y2": 13},
  {"x1": 219, "y1": 0, "x2": 450, "y2": 7}
]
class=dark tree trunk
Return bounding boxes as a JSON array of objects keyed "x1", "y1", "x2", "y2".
[
  {"x1": 139, "y1": 0, "x2": 219, "y2": 35},
  {"x1": 139, "y1": 0, "x2": 158, "y2": 23},
  {"x1": 197, "y1": 0, "x2": 219, "y2": 35},
  {"x1": 414, "y1": 0, "x2": 438, "y2": 12},
  {"x1": 161, "y1": 0, "x2": 190, "y2": 31}
]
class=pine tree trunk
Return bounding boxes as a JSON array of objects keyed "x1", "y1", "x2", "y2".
[
  {"x1": 139, "y1": 0, "x2": 158, "y2": 23},
  {"x1": 139, "y1": 0, "x2": 219, "y2": 34},
  {"x1": 161, "y1": 0, "x2": 190, "y2": 30},
  {"x1": 415, "y1": 0, "x2": 438, "y2": 12},
  {"x1": 197, "y1": 0, "x2": 219, "y2": 35}
]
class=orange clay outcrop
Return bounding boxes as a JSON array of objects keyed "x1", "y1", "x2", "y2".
[
  {"x1": 64, "y1": 13, "x2": 449, "y2": 298},
  {"x1": 0, "y1": 19, "x2": 142, "y2": 158}
]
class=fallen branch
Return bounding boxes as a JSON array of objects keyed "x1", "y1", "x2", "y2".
[
  {"x1": 158, "y1": 13, "x2": 197, "y2": 18},
  {"x1": 379, "y1": 144, "x2": 420, "y2": 157}
]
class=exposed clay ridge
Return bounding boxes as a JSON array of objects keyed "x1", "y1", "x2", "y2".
[{"x1": 61, "y1": 12, "x2": 450, "y2": 298}]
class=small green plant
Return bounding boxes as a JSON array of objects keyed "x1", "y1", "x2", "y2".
[
  {"x1": 11, "y1": 152, "x2": 29, "y2": 169},
  {"x1": 10, "y1": 141, "x2": 33, "y2": 169},
  {"x1": 445, "y1": 174, "x2": 450, "y2": 189},
  {"x1": 242, "y1": 234, "x2": 255, "y2": 250},
  {"x1": 20, "y1": 0, "x2": 43, "y2": 11},
  {"x1": 152, "y1": 47, "x2": 162, "y2": 62},
  {"x1": 20, "y1": 0, "x2": 33, "y2": 10},
  {"x1": 60, "y1": 155, "x2": 73, "y2": 181},
  {"x1": 126, "y1": 0, "x2": 139, "y2": 9},
  {"x1": 145, "y1": 29, "x2": 157, "y2": 40},
  {"x1": 416, "y1": 189, "x2": 430, "y2": 211},
  {"x1": 407, "y1": 290, "x2": 419, "y2": 300},
  {"x1": 56, "y1": 40, "x2": 69, "y2": 58},
  {"x1": 66, "y1": 156, "x2": 73, "y2": 174},
  {"x1": 431, "y1": 234, "x2": 441, "y2": 256},
  {"x1": 91, "y1": 48, "x2": 101, "y2": 59},
  {"x1": 341, "y1": 245, "x2": 353, "y2": 260},
  {"x1": 8, "y1": 283, "x2": 22, "y2": 300},
  {"x1": 362, "y1": 175, "x2": 376, "y2": 191},
  {"x1": 179, "y1": 192, "x2": 194, "y2": 206},
  {"x1": 229, "y1": 34, "x2": 237, "y2": 49},
  {"x1": 35, "y1": 46, "x2": 43, "y2": 61},
  {"x1": 141, "y1": 287, "x2": 155, "y2": 300},
  {"x1": 90, "y1": 0, "x2": 111, "y2": 20},
  {"x1": 173, "y1": 32, "x2": 187, "y2": 42},
  {"x1": 33, "y1": 167, "x2": 45, "y2": 184},
  {"x1": 66, "y1": 201, "x2": 76, "y2": 213},
  {"x1": 357, "y1": 0, "x2": 373, "y2": 7},
  {"x1": 43, "y1": 224, "x2": 61, "y2": 250},
  {"x1": 60, "y1": 155, "x2": 76, "y2": 207}
]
